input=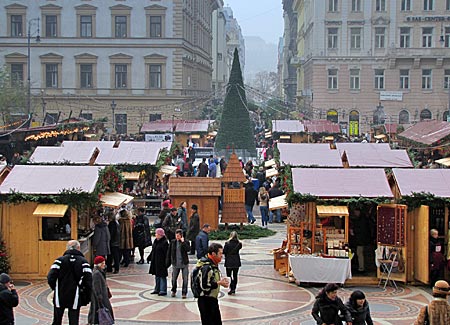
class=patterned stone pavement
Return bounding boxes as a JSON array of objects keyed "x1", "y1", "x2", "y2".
[{"x1": 15, "y1": 223, "x2": 434, "y2": 324}]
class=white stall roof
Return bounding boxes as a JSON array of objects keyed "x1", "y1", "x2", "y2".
[
  {"x1": 95, "y1": 141, "x2": 171, "y2": 165},
  {"x1": 278, "y1": 143, "x2": 342, "y2": 167}
]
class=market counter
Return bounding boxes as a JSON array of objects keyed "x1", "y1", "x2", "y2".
[{"x1": 289, "y1": 254, "x2": 352, "y2": 284}]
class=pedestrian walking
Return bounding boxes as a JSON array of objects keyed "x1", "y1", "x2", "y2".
[
  {"x1": 311, "y1": 283, "x2": 352, "y2": 325},
  {"x1": 0, "y1": 273, "x2": 19, "y2": 325},
  {"x1": 118, "y1": 209, "x2": 134, "y2": 267},
  {"x1": 223, "y1": 231, "x2": 242, "y2": 295},
  {"x1": 187, "y1": 204, "x2": 200, "y2": 255},
  {"x1": 92, "y1": 216, "x2": 111, "y2": 258},
  {"x1": 106, "y1": 212, "x2": 121, "y2": 274},
  {"x1": 429, "y1": 229, "x2": 445, "y2": 288},
  {"x1": 244, "y1": 181, "x2": 258, "y2": 224},
  {"x1": 133, "y1": 207, "x2": 152, "y2": 264},
  {"x1": 149, "y1": 228, "x2": 169, "y2": 296},
  {"x1": 166, "y1": 229, "x2": 190, "y2": 299},
  {"x1": 196, "y1": 224, "x2": 211, "y2": 259},
  {"x1": 162, "y1": 207, "x2": 182, "y2": 241},
  {"x1": 177, "y1": 202, "x2": 188, "y2": 237},
  {"x1": 258, "y1": 187, "x2": 269, "y2": 228},
  {"x1": 415, "y1": 280, "x2": 450, "y2": 325},
  {"x1": 196, "y1": 243, "x2": 230, "y2": 325},
  {"x1": 88, "y1": 256, "x2": 114, "y2": 325},
  {"x1": 47, "y1": 240, "x2": 92, "y2": 325},
  {"x1": 345, "y1": 290, "x2": 373, "y2": 325}
]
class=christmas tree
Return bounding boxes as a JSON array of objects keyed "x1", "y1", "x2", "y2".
[
  {"x1": 0, "y1": 232, "x2": 11, "y2": 274},
  {"x1": 215, "y1": 48, "x2": 256, "y2": 155}
]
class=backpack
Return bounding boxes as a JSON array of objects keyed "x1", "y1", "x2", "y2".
[{"x1": 191, "y1": 263, "x2": 211, "y2": 298}]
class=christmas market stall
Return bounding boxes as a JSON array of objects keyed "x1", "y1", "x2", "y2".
[
  {"x1": 168, "y1": 177, "x2": 222, "y2": 230},
  {"x1": 0, "y1": 165, "x2": 120, "y2": 279},
  {"x1": 287, "y1": 168, "x2": 393, "y2": 284},
  {"x1": 271, "y1": 120, "x2": 306, "y2": 143},
  {"x1": 277, "y1": 143, "x2": 343, "y2": 167},
  {"x1": 390, "y1": 168, "x2": 450, "y2": 285}
]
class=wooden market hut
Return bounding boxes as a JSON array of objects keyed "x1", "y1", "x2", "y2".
[
  {"x1": 0, "y1": 165, "x2": 101, "y2": 279},
  {"x1": 390, "y1": 168, "x2": 450, "y2": 285},
  {"x1": 221, "y1": 153, "x2": 247, "y2": 225},
  {"x1": 271, "y1": 120, "x2": 306, "y2": 143},
  {"x1": 168, "y1": 177, "x2": 222, "y2": 230},
  {"x1": 277, "y1": 143, "x2": 343, "y2": 167},
  {"x1": 174, "y1": 120, "x2": 211, "y2": 147},
  {"x1": 398, "y1": 120, "x2": 450, "y2": 148}
]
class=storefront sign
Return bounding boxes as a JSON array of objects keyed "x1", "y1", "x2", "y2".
[
  {"x1": 405, "y1": 16, "x2": 450, "y2": 22},
  {"x1": 145, "y1": 133, "x2": 173, "y2": 142},
  {"x1": 380, "y1": 91, "x2": 403, "y2": 101}
]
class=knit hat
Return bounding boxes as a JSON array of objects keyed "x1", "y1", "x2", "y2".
[
  {"x1": 0, "y1": 273, "x2": 11, "y2": 284},
  {"x1": 155, "y1": 228, "x2": 165, "y2": 237},
  {"x1": 93, "y1": 256, "x2": 105, "y2": 265},
  {"x1": 433, "y1": 280, "x2": 450, "y2": 295}
]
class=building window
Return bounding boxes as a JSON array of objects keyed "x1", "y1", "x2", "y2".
[
  {"x1": 149, "y1": 64, "x2": 162, "y2": 89},
  {"x1": 444, "y1": 69, "x2": 450, "y2": 89},
  {"x1": 149, "y1": 16, "x2": 162, "y2": 38},
  {"x1": 217, "y1": 53, "x2": 222, "y2": 60},
  {"x1": 374, "y1": 69, "x2": 384, "y2": 89},
  {"x1": 447, "y1": 0, "x2": 450, "y2": 10},
  {"x1": 115, "y1": 113, "x2": 127, "y2": 134},
  {"x1": 420, "y1": 109, "x2": 432, "y2": 120},
  {"x1": 10, "y1": 64, "x2": 23, "y2": 85},
  {"x1": 328, "y1": 28, "x2": 338, "y2": 49},
  {"x1": 45, "y1": 15, "x2": 58, "y2": 38},
  {"x1": 115, "y1": 64, "x2": 127, "y2": 88},
  {"x1": 80, "y1": 64, "x2": 93, "y2": 89},
  {"x1": 375, "y1": 0, "x2": 386, "y2": 12},
  {"x1": 329, "y1": 0, "x2": 338, "y2": 12},
  {"x1": 80, "y1": 15, "x2": 92, "y2": 38},
  {"x1": 351, "y1": 0, "x2": 361, "y2": 12},
  {"x1": 422, "y1": 69, "x2": 432, "y2": 89},
  {"x1": 350, "y1": 28, "x2": 361, "y2": 49},
  {"x1": 445, "y1": 27, "x2": 450, "y2": 47},
  {"x1": 424, "y1": 0, "x2": 434, "y2": 11},
  {"x1": 400, "y1": 27, "x2": 411, "y2": 48},
  {"x1": 399, "y1": 110, "x2": 409, "y2": 124},
  {"x1": 44, "y1": 112, "x2": 59, "y2": 124},
  {"x1": 115, "y1": 16, "x2": 127, "y2": 38},
  {"x1": 401, "y1": 0, "x2": 412, "y2": 11},
  {"x1": 149, "y1": 114, "x2": 161, "y2": 122},
  {"x1": 375, "y1": 27, "x2": 385, "y2": 48},
  {"x1": 350, "y1": 69, "x2": 360, "y2": 90},
  {"x1": 422, "y1": 27, "x2": 433, "y2": 48},
  {"x1": 328, "y1": 69, "x2": 338, "y2": 89},
  {"x1": 11, "y1": 15, "x2": 23, "y2": 37},
  {"x1": 80, "y1": 113, "x2": 93, "y2": 120},
  {"x1": 45, "y1": 64, "x2": 58, "y2": 88},
  {"x1": 400, "y1": 69, "x2": 410, "y2": 89}
]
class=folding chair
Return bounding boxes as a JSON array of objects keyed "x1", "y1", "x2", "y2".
[{"x1": 378, "y1": 250, "x2": 398, "y2": 290}]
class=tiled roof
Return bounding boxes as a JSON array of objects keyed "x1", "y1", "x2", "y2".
[
  {"x1": 168, "y1": 177, "x2": 221, "y2": 196},
  {"x1": 222, "y1": 153, "x2": 247, "y2": 183},
  {"x1": 398, "y1": 120, "x2": 450, "y2": 145}
]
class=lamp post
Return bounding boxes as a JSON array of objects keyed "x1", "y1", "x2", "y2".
[
  {"x1": 440, "y1": 26, "x2": 450, "y2": 121},
  {"x1": 27, "y1": 18, "x2": 40, "y2": 115},
  {"x1": 111, "y1": 100, "x2": 117, "y2": 133}
]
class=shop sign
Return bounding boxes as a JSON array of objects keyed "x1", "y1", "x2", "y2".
[
  {"x1": 145, "y1": 133, "x2": 173, "y2": 142},
  {"x1": 405, "y1": 16, "x2": 450, "y2": 22},
  {"x1": 380, "y1": 91, "x2": 403, "y2": 101}
]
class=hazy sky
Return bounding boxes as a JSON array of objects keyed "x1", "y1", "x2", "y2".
[{"x1": 224, "y1": 0, "x2": 284, "y2": 45}]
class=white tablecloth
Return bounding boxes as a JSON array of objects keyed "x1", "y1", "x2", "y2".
[{"x1": 289, "y1": 255, "x2": 352, "y2": 284}]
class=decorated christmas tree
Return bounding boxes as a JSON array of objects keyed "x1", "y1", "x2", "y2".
[
  {"x1": 0, "y1": 232, "x2": 11, "y2": 274},
  {"x1": 215, "y1": 48, "x2": 256, "y2": 155}
]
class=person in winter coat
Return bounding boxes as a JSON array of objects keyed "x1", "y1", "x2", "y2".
[
  {"x1": 177, "y1": 201, "x2": 188, "y2": 236},
  {"x1": 187, "y1": 204, "x2": 200, "y2": 255},
  {"x1": 198, "y1": 158, "x2": 209, "y2": 177},
  {"x1": 156, "y1": 201, "x2": 171, "y2": 227},
  {"x1": 163, "y1": 207, "x2": 182, "y2": 241},
  {"x1": 429, "y1": 229, "x2": 445, "y2": 288},
  {"x1": 258, "y1": 187, "x2": 269, "y2": 228},
  {"x1": 345, "y1": 290, "x2": 373, "y2": 325},
  {"x1": 208, "y1": 158, "x2": 217, "y2": 178},
  {"x1": 47, "y1": 240, "x2": 93, "y2": 325},
  {"x1": 311, "y1": 283, "x2": 352, "y2": 325},
  {"x1": 223, "y1": 231, "x2": 242, "y2": 295},
  {"x1": 118, "y1": 209, "x2": 134, "y2": 267},
  {"x1": 88, "y1": 256, "x2": 114, "y2": 325},
  {"x1": 166, "y1": 229, "x2": 190, "y2": 298},
  {"x1": 0, "y1": 273, "x2": 19, "y2": 325},
  {"x1": 268, "y1": 182, "x2": 283, "y2": 223},
  {"x1": 149, "y1": 228, "x2": 169, "y2": 296},
  {"x1": 133, "y1": 207, "x2": 152, "y2": 264},
  {"x1": 92, "y1": 216, "x2": 111, "y2": 258},
  {"x1": 244, "y1": 181, "x2": 258, "y2": 224},
  {"x1": 415, "y1": 280, "x2": 450, "y2": 325},
  {"x1": 107, "y1": 212, "x2": 121, "y2": 274},
  {"x1": 196, "y1": 224, "x2": 211, "y2": 259}
]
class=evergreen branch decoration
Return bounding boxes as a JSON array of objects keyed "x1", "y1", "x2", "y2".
[
  {"x1": 397, "y1": 192, "x2": 450, "y2": 210},
  {"x1": 95, "y1": 165, "x2": 125, "y2": 194}
]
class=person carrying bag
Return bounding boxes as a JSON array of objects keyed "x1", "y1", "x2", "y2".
[{"x1": 88, "y1": 256, "x2": 115, "y2": 325}]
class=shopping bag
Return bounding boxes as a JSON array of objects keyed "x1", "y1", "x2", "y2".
[{"x1": 98, "y1": 307, "x2": 114, "y2": 325}]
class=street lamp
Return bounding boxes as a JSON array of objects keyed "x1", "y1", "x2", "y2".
[
  {"x1": 27, "y1": 18, "x2": 40, "y2": 115},
  {"x1": 111, "y1": 100, "x2": 117, "y2": 133}
]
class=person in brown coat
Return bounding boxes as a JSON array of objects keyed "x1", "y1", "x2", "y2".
[
  {"x1": 118, "y1": 209, "x2": 134, "y2": 267},
  {"x1": 415, "y1": 280, "x2": 450, "y2": 325}
]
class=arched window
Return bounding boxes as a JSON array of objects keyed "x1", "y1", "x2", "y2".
[
  {"x1": 327, "y1": 109, "x2": 338, "y2": 123},
  {"x1": 420, "y1": 109, "x2": 432, "y2": 121},
  {"x1": 398, "y1": 110, "x2": 409, "y2": 124},
  {"x1": 443, "y1": 111, "x2": 449, "y2": 122}
]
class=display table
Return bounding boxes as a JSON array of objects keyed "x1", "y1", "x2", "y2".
[{"x1": 289, "y1": 255, "x2": 352, "y2": 284}]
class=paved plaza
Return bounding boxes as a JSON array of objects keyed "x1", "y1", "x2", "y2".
[{"x1": 15, "y1": 223, "x2": 433, "y2": 324}]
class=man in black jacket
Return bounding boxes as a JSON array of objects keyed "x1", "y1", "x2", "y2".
[
  {"x1": 244, "y1": 181, "x2": 258, "y2": 224},
  {"x1": 196, "y1": 224, "x2": 211, "y2": 259},
  {"x1": 0, "y1": 273, "x2": 19, "y2": 325},
  {"x1": 47, "y1": 240, "x2": 93, "y2": 325},
  {"x1": 166, "y1": 229, "x2": 190, "y2": 298}
]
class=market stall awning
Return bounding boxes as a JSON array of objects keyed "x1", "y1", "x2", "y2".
[
  {"x1": 265, "y1": 168, "x2": 279, "y2": 177},
  {"x1": 33, "y1": 204, "x2": 68, "y2": 217},
  {"x1": 435, "y1": 157, "x2": 450, "y2": 167},
  {"x1": 392, "y1": 169, "x2": 450, "y2": 197},
  {"x1": 122, "y1": 171, "x2": 140, "y2": 181},
  {"x1": 278, "y1": 143, "x2": 343, "y2": 167},
  {"x1": 269, "y1": 194, "x2": 288, "y2": 210},
  {"x1": 272, "y1": 120, "x2": 305, "y2": 133},
  {"x1": 100, "y1": 192, "x2": 134, "y2": 208},
  {"x1": 398, "y1": 120, "x2": 450, "y2": 145},
  {"x1": 316, "y1": 205, "x2": 349, "y2": 217},
  {"x1": 159, "y1": 165, "x2": 177, "y2": 175}
]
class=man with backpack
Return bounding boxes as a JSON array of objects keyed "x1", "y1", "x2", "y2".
[{"x1": 194, "y1": 243, "x2": 229, "y2": 325}]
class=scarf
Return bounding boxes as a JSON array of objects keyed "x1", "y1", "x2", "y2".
[{"x1": 208, "y1": 253, "x2": 221, "y2": 265}]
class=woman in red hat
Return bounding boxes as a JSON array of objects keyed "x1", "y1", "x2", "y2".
[{"x1": 88, "y1": 256, "x2": 114, "y2": 325}]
